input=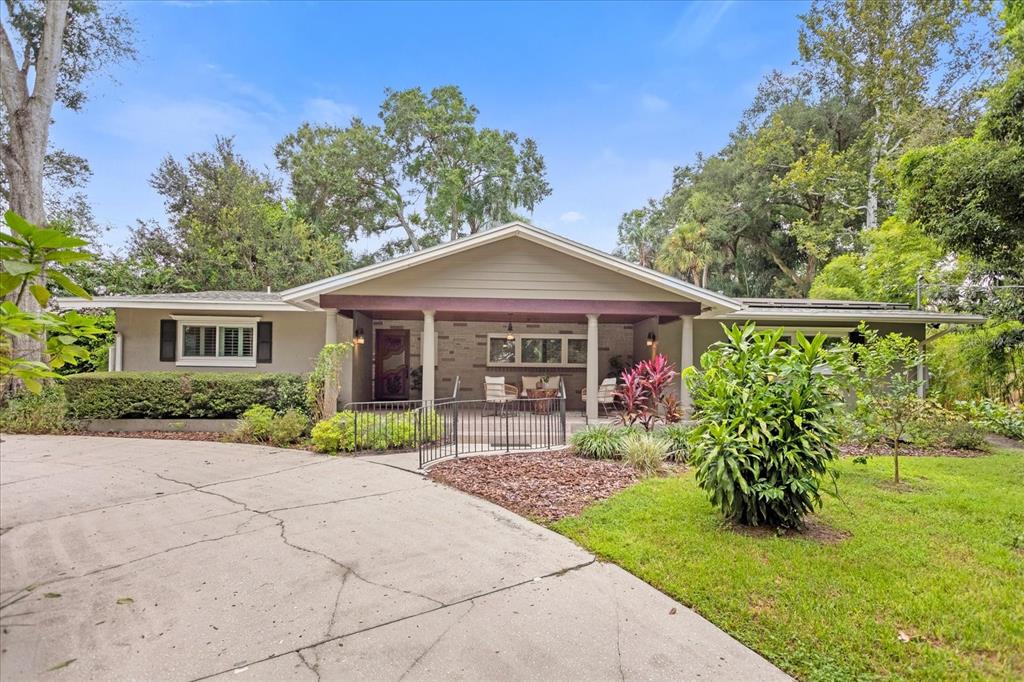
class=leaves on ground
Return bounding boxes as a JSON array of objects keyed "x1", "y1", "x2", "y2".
[
  {"x1": 429, "y1": 450, "x2": 640, "y2": 522},
  {"x1": 116, "y1": 597, "x2": 134, "y2": 605}
]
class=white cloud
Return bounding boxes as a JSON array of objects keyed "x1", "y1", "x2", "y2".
[
  {"x1": 663, "y1": 1, "x2": 734, "y2": 53},
  {"x1": 560, "y1": 211, "x2": 585, "y2": 223},
  {"x1": 303, "y1": 97, "x2": 357, "y2": 125},
  {"x1": 639, "y1": 93, "x2": 670, "y2": 113}
]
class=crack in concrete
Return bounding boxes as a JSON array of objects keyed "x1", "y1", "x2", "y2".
[
  {"x1": 0, "y1": 522, "x2": 269, "y2": 607},
  {"x1": 397, "y1": 600, "x2": 476, "y2": 681},
  {"x1": 1, "y1": 457, "x2": 337, "y2": 532},
  {"x1": 295, "y1": 649, "x2": 321, "y2": 682},
  {"x1": 191, "y1": 558, "x2": 598, "y2": 682}
]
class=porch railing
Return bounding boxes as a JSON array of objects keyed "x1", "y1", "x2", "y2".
[
  {"x1": 343, "y1": 377, "x2": 459, "y2": 452},
  {"x1": 416, "y1": 378, "x2": 567, "y2": 468}
]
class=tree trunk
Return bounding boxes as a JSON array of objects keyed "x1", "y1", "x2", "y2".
[{"x1": 0, "y1": 0, "x2": 71, "y2": 371}]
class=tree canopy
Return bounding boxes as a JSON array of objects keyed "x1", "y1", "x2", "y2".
[{"x1": 275, "y1": 85, "x2": 551, "y2": 257}]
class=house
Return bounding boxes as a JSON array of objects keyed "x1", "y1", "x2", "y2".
[{"x1": 56, "y1": 222, "x2": 984, "y2": 419}]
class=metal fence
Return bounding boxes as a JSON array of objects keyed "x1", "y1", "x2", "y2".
[
  {"x1": 417, "y1": 379, "x2": 567, "y2": 468},
  {"x1": 343, "y1": 378, "x2": 460, "y2": 452}
]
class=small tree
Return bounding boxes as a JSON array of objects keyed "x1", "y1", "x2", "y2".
[
  {"x1": 684, "y1": 324, "x2": 846, "y2": 529},
  {"x1": 615, "y1": 355, "x2": 681, "y2": 431},
  {"x1": 1, "y1": 210, "x2": 103, "y2": 399},
  {"x1": 848, "y1": 324, "x2": 927, "y2": 483}
]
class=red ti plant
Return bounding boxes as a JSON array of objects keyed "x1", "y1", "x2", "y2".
[{"x1": 615, "y1": 354, "x2": 680, "y2": 430}]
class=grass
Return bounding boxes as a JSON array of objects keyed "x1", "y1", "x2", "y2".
[{"x1": 552, "y1": 449, "x2": 1024, "y2": 681}]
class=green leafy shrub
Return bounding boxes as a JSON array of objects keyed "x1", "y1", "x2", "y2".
[
  {"x1": 684, "y1": 323, "x2": 845, "y2": 529},
  {"x1": 310, "y1": 409, "x2": 442, "y2": 454},
  {"x1": 0, "y1": 385, "x2": 70, "y2": 433},
  {"x1": 63, "y1": 372, "x2": 307, "y2": 419},
  {"x1": 955, "y1": 398, "x2": 1024, "y2": 440},
  {"x1": 658, "y1": 424, "x2": 691, "y2": 462},
  {"x1": 907, "y1": 407, "x2": 986, "y2": 450},
  {"x1": 621, "y1": 431, "x2": 669, "y2": 476},
  {"x1": 269, "y1": 409, "x2": 308, "y2": 447},
  {"x1": 234, "y1": 404, "x2": 275, "y2": 442},
  {"x1": 570, "y1": 425, "x2": 625, "y2": 459}
]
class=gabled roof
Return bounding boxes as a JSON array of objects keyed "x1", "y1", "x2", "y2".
[{"x1": 280, "y1": 221, "x2": 745, "y2": 312}]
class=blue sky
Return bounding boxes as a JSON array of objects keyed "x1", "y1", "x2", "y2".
[{"x1": 51, "y1": 0, "x2": 808, "y2": 255}]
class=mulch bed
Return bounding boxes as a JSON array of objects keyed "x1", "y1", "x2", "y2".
[
  {"x1": 66, "y1": 430, "x2": 227, "y2": 442},
  {"x1": 839, "y1": 443, "x2": 989, "y2": 459},
  {"x1": 428, "y1": 450, "x2": 642, "y2": 522}
]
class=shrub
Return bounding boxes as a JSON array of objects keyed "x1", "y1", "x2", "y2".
[
  {"x1": 955, "y1": 398, "x2": 1024, "y2": 440},
  {"x1": 906, "y1": 408, "x2": 986, "y2": 450},
  {"x1": 570, "y1": 424, "x2": 624, "y2": 459},
  {"x1": 658, "y1": 423, "x2": 691, "y2": 462},
  {"x1": 0, "y1": 385, "x2": 70, "y2": 433},
  {"x1": 63, "y1": 372, "x2": 307, "y2": 419},
  {"x1": 235, "y1": 404, "x2": 275, "y2": 442},
  {"x1": 621, "y1": 431, "x2": 668, "y2": 476},
  {"x1": 269, "y1": 409, "x2": 308, "y2": 447},
  {"x1": 616, "y1": 355, "x2": 682, "y2": 430},
  {"x1": 684, "y1": 323, "x2": 845, "y2": 529},
  {"x1": 305, "y1": 343, "x2": 352, "y2": 421},
  {"x1": 309, "y1": 409, "x2": 442, "y2": 454}
]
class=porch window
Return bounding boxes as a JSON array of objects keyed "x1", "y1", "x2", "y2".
[
  {"x1": 175, "y1": 316, "x2": 259, "y2": 367},
  {"x1": 486, "y1": 334, "x2": 587, "y2": 368}
]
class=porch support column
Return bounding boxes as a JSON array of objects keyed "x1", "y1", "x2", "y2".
[
  {"x1": 113, "y1": 332, "x2": 123, "y2": 372},
  {"x1": 586, "y1": 313, "x2": 600, "y2": 422},
  {"x1": 422, "y1": 310, "x2": 436, "y2": 403},
  {"x1": 337, "y1": 315, "x2": 354, "y2": 406},
  {"x1": 323, "y1": 309, "x2": 339, "y2": 417},
  {"x1": 680, "y1": 315, "x2": 694, "y2": 415},
  {"x1": 916, "y1": 341, "x2": 926, "y2": 399}
]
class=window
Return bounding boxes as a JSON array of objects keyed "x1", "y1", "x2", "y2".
[
  {"x1": 176, "y1": 317, "x2": 259, "y2": 367},
  {"x1": 486, "y1": 334, "x2": 587, "y2": 367}
]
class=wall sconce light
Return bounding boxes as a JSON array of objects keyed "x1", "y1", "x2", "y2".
[
  {"x1": 353, "y1": 328, "x2": 365, "y2": 345},
  {"x1": 646, "y1": 332, "x2": 657, "y2": 347},
  {"x1": 505, "y1": 322, "x2": 515, "y2": 341}
]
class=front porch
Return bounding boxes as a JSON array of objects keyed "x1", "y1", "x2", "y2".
[{"x1": 326, "y1": 298, "x2": 698, "y2": 420}]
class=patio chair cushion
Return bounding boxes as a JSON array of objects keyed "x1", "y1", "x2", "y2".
[{"x1": 484, "y1": 376, "x2": 516, "y2": 402}]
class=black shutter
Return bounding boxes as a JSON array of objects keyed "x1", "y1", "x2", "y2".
[
  {"x1": 159, "y1": 320, "x2": 177, "y2": 362},
  {"x1": 257, "y1": 321, "x2": 273, "y2": 363}
]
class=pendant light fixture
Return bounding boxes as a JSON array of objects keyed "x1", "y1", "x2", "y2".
[
  {"x1": 646, "y1": 332, "x2": 657, "y2": 347},
  {"x1": 505, "y1": 321, "x2": 515, "y2": 341}
]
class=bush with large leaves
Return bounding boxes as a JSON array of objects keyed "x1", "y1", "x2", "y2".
[
  {"x1": 683, "y1": 323, "x2": 846, "y2": 529},
  {"x1": 1, "y1": 211, "x2": 105, "y2": 399}
]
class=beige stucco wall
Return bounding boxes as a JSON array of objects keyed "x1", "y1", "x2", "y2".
[
  {"x1": 115, "y1": 308, "x2": 325, "y2": 374},
  {"x1": 338, "y1": 236, "x2": 685, "y2": 302}
]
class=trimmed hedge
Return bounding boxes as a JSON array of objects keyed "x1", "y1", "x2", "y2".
[{"x1": 63, "y1": 372, "x2": 307, "y2": 419}]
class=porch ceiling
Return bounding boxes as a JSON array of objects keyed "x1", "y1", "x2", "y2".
[{"x1": 324, "y1": 294, "x2": 700, "y2": 323}]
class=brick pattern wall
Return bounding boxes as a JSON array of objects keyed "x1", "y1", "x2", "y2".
[{"x1": 370, "y1": 319, "x2": 634, "y2": 410}]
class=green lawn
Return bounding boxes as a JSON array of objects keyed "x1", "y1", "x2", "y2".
[{"x1": 552, "y1": 449, "x2": 1024, "y2": 681}]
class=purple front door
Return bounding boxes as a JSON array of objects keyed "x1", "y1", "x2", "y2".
[{"x1": 374, "y1": 330, "x2": 410, "y2": 400}]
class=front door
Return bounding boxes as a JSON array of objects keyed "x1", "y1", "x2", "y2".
[{"x1": 374, "y1": 329, "x2": 410, "y2": 400}]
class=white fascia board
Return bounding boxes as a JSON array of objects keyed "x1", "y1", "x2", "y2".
[
  {"x1": 282, "y1": 221, "x2": 743, "y2": 312},
  {"x1": 704, "y1": 308, "x2": 986, "y2": 325},
  {"x1": 54, "y1": 297, "x2": 306, "y2": 312}
]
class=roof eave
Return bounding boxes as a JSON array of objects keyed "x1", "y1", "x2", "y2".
[
  {"x1": 54, "y1": 297, "x2": 311, "y2": 313},
  {"x1": 704, "y1": 309, "x2": 986, "y2": 325}
]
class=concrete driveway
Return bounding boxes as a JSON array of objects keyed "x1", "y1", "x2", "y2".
[{"x1": 0, "y1": 435, "x2": 787, "y2": 681}]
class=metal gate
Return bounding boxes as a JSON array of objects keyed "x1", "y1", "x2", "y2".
[{"x1": 417, "y1": 380, "x2": 567, "y2": 468}]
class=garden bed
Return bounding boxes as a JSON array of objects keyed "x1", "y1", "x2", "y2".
[
  {"x1": 839, "y1": 442, "x2": 990, "y2": 458},
  {"x1": 428, "y1": 450, "x2": 645, "y2": 522}
]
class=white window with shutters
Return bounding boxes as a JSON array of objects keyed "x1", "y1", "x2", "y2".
[{"x1": 174, "y1": 316, "x2": 259, "y2": 367}]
